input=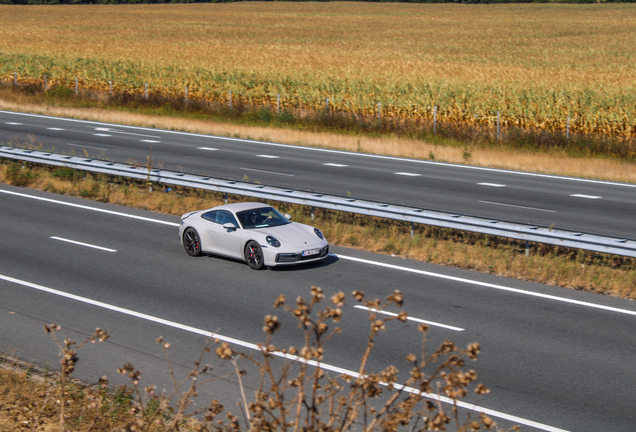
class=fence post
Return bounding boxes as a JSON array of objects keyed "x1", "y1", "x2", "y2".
[
  {"x1": 497, "y1": 110, "x2": 501, "y2": 141},
  {"x1": 75, "y1": 77, "x2": 78, "y2": 96},
  {"x1": 109, "y1": 80, "x2": 113, "y2": 96},
  {"x1": 326, "y1": 97, "x2": 329, "y2": 112},
  {"x1": 229, "y1": 90, "x2": 232, "y2": 110},
  {"x1": 433, "y1": 106, "x2": 437, "y2": 135},
  {"x1": 277, "y1": 93, "x2": 280, "y2": 114},
  {"x1": 14, "y1": 72, "x2": 17, "y2": 87},
  {"x1": 185, "y1": 86, "x2": 188, "y2": 105},
  {"x1": 144, "y1": 83, "x2": 148, "y2": 100},
  {"x1": 44, "y1": 75, "x2": 47, "y2": 91},
  {"x1": 567, "y1": 115, "x2": 570, "y2": 139},
  {"x1": 378, "y1": 102, "x2": 381, "y2": 122}
]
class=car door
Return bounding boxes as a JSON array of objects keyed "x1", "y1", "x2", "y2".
[{"x1": 208, "y1": 210, "x2": 244, "y2": 259}]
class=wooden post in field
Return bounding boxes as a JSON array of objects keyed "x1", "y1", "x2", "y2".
[
  {"x1": 14, "y1": 72, "x2": 17, "y2": 87},
  {"x1": 229, "y1": 90, "x2": 232, "y2": 110},
  {"x1": 144, "y1": 83, "x2": 148, "y2": 100},
  {"x1": 326, "y1": 97, "x2": 329, "y2": 112},
  {"x1": 75, "y1": 77, "x2": 78, "y2": 96},
  {"x1": 109, "y1": 81, "x2": 113, "y2": 96},
  {"x1": 277, "y1": 94, "x2": 280, "y2": 114},
  {"x1": 378, "y1": 102, "x2": 381, "y2": 122},
  {"x1": 44, "y1": 75, "x2": 47, "y2": 91},
  {"x1": 185, "y1": 86, "x2": 188, "y2": 105},
  {"x1": 433, "y1": 106, "x2": 437, "y2": 135},
  {"x1": 567, "y1": 116, "x2": 570, "y2": 139},
  {"x1": 497, "y1": 111, "x2": 501, "y2": 141}
]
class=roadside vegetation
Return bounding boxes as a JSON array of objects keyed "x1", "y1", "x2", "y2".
[
  {"x1": 0, "y1": 288, "x2": 508, "y2": 431},
  {"x1": 1, "y1": 157, "x2": 635, "y2": 300}
]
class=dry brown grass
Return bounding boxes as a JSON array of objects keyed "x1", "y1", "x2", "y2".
[
  {"x1": 1, "y1": 160, "x2": 635, "y2": 300},
  {"x1": 1, "y1": 97, "x2": 635, "y2": 184}
]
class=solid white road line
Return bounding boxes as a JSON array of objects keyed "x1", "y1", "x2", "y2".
[
  {"x1": 570, "y1": 194, "x2": 602, "y2": 199},
  {"x1": 0, "y1": 273, "x2": 568, "y2": 432},
  {"x1": 334, "y1": 254, "x2": 636, "y2": 317},
  {"x1": 0, "y1": 189, "x2": 179, "y2": 227},
  {"x1": 140, "y1": 140, "x2": 160, "y2": 143},
  {"x1": 2, "y1": 109, "x2": 635, "y2": 189},
  {"x1": 394, "y1": 172, "x2": 421, "y2": 177},
  {"x1": 93, "y1": 134, "x2": 111, "y2": 137},
  {"x1": 50, "y1": 236, "x2": 117, "y2": 252},
  {"x1": 353, "y1": 305, "x2": 464, "y2": 331},
  {"x1": 323, "y1": 163, "x2": 348, "y2": 167},
  {"x1": 256, "y1": 154, "x2": 280, "y2": 158},
  {"x1": 197, "y1": 147, "x2": 218, "y2": 151},
  {"x1": 478, "y1": 200, "x2": 556, "y2": 213}
]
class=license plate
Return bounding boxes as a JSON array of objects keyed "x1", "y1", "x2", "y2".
[{"x1": 302, "y1": 248, "x2": 320, "y2": 257}]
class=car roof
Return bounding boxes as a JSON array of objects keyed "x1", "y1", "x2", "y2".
[{"x1": 206, "y1": 202, "x2": 271, "y2": 213}]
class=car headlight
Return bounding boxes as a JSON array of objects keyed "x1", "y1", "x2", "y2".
[
  {"x1": 266, "y1": 236, "x2": 281, "y2": 247},
  {"x1": 314, "y1": 228, "x2": 324, "y2": 240}
]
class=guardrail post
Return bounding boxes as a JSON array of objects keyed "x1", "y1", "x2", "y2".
[
  {"x1": 526, "y1": 240, "x2": 530, "y2": 257},
  {"x1": 311, "y1": 206, "x2": 315, "y2": 221},
  {"x1": 410, "y1": 222, "x2": 415, "y2": 239},
  {"x1": 224, "y1": 192, "x2": 228, "y2": 204}
]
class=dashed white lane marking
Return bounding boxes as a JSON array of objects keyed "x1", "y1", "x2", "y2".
[
  {"x1": 478, "y1": 183, "x2": 506, "y2": 187},
  {"x1": 479, "y1": 201, "x2": 556, "y2": 213},
  {"x1": 5, "y1": 122, "x2": 22, "y2": 125},
  {"x1": 0, "y1": 272, "x2": 569, "y2": 432},
  {"x1": 47, "y1": 127, "x2": 65, "y2": 131},
  {"x1": 395, "y1": 172, "x2": 421, "y2": 177},
  {"x1": 240, "y1": 167, "x2": 294, "y2": 177},
  {"x1": 93, "y1": 127, "x2": 160, "y2": 139},
  {"x1": 256, "y1": 154, "x2": 280, "y2": 159},
  {"x1": 67, "y1": 143, "x2": 108, "y2": 151},
  {"x1": 323, "y1": 163, "x2": 348, "y2": 167},
  {"x1": 354, "y1": 305, "x2": 464, "y2": 331},
  {"x1": 198, "y1": 147, "x2": 218, "y2": 151},
  {"x1": 570, "y1": 194, "x2": 602, "y2": 199},
  {"x1": 140, "y1": 140, "x2": 160, "y2": 143},
  {"x1": 93, "y1": 134, "x2": 111, "y2": 137},
  {"x1": 50, "y1": 236, "x2": 116, "y2": 252}
]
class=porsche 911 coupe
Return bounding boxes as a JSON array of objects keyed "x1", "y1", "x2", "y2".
[{"x1": 179, "y1": 202, "x2": 329, "y2": 269}]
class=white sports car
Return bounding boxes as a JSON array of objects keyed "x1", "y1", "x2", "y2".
[{"x1": 179, "y1": 202, "x2": 329, "y2": 269}]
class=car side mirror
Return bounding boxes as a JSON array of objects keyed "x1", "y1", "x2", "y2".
[
  {"x1": 223, "y1": 222, "x2": 237, "y2": 231},
  {"x1": 284, "y1": 214, "x2": 292, "y2": 221}
]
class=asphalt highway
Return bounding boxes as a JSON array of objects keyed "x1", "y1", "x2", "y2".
[
  {"x1": 1, "y1": 183, "x2": 636, "y2": 431},
  {"x1": 1, "y1": 110, "x2": 635, "y2": 241}
]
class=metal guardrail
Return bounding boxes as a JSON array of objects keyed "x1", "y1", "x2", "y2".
[{"x1": 2, "y1": 145, "x2": 636, "y2": 258}]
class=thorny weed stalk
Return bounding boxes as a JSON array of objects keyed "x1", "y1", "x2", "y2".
[
  {"x1": 34, "y1": 288, "x2": 513, "y2": 431},
  {"x1": 43, "y1": 324, "x2": 110, "y2": 431}
]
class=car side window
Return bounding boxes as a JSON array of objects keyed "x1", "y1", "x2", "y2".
[
  {"x1": 202, "y1": 210, "x2": 217, "y2": 222},
  {"x1": 216, "y1": 210, "x2": 238, "y2": 227}
]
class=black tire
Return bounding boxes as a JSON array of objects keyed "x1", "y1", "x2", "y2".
[
  {"x1": 183, "y1": 228, "x2": 202, "y2": 257},
  {"x1": 245, "y1": 241, "x2": 264, "y2": 270}
]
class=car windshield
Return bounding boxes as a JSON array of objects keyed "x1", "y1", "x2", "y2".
[{"x1": 238, "y1": 207, "x2": 291, "y2": 229}]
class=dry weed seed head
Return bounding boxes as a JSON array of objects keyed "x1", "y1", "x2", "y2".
[
  {"x1": 273, "y1": 294, "x2": 286, "y2": 308},
  {"x1": 263, "y1": 315, "x2": 280, "y2": 334},
  {"x1": 331, "y1": 291, "x2": 345, "y2": 307},
  {"x1": 352, "y1": 290, "x2": 365, "y2": 302},
  {"x1": 311, "y1": 285, "x2": 324, "y2": 302},
  {"x1": 216, "y1": 342, "x2": 233, "y2": 360}
]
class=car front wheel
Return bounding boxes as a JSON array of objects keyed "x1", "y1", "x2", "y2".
[
  {"x1": 183, "y1": 228, "x2": 202, "y2": 256},
  {"x1": 245, "y1": 241, "x2": 264, "y2": 270}
]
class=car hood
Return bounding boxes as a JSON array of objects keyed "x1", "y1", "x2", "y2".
[{"x1": 256, "y1": 223, "x2": 324, "y2": 247}]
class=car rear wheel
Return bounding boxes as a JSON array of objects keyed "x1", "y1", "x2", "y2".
[
  {"x1": 245, "y1": 241, "x2": 264, "y2": 270},
  {"x1": 183, "y1": 228, "x2": 202, "y2": 256}
]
